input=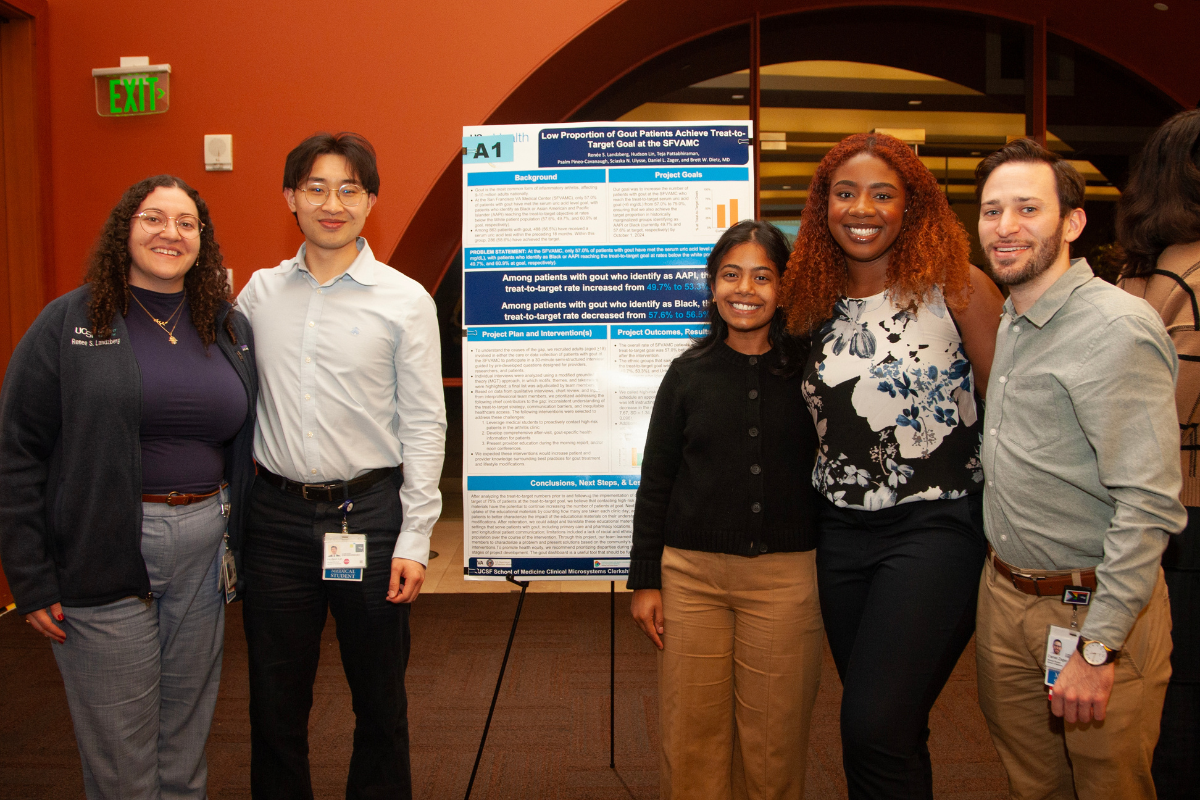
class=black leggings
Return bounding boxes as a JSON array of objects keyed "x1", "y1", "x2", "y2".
[{"x1": 816, "y1": 495, "x2": 986, "y2": 800}]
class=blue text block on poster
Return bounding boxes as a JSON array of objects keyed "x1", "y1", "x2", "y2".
[
  {"x1": 463, "y1": 268, "x2": 710, "y2": 325},
  {"x1": 467, "y1": 169, "x2": 606, "y2": 186},
  {"x1": 463, "y1": 244, "x2": 711, "y2": 270},
  {"x1": 608, "y1": 167, "x2": 749, "y2": 182},
  {"x1": 467, "y1": 557, "x2": 630, "y2": 578},
  {"x1": 468, "y1": 475, "x2": 641, "y2": 490},
  {"x1": 466, "y1": 325, "x2": 608, "y2": 341},
  {"x1": 538, "y1": 124, "x2": 750, "y2": 167}
]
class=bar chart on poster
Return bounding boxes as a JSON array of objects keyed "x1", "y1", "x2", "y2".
[{"x1": 461, "y1": 121, "x2": 754, "y2": 579}]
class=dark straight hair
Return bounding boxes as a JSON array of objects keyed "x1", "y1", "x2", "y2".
[
  {"x1": 681, "y1": 219, "x2": 806, "y2": 377},
  {"x1": 283, "y1": 132, "x2": 381, "y2": 196},
  {"x1": 1118, "y1": 109, "x2": 1200, "y2": 279}
]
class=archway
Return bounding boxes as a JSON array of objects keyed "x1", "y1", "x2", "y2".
[
  {"x1": 420, "y1": 3, "x2": 1187, "y2": 495},
  {"x1": 388, "y1": 1, "x2": 1188, "y2": 300}
]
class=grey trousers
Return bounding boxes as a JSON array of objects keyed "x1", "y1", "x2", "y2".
[{"x1": 52, "y1": 490, "x2": 228, "y2": 800}]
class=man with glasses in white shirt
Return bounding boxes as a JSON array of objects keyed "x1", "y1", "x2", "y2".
[{"x1": 237, "y1": 132, "x2": 446, "y2": 800}]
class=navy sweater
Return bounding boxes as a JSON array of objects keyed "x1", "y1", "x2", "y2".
[
  {"x1": 627, "y1": 341, "x2": 819, "y2": 590},
  {"x1": 0, "y1": 285, "x2": 257, "y2": 614}
]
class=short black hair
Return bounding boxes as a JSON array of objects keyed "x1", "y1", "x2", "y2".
[
  {"x1": 283, "y1": 132, "x2": 380, "y2": 196},
  {"x1": 974, "y1": 138, "x2": 1085, "y2": 217}
]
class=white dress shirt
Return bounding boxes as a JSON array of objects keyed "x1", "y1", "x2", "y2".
[{"x1": 237, "y1": 238, "x2": 446, "y2": 564}]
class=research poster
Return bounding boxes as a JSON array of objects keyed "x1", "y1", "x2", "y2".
[{"x1": 461, "y1": 120, "x2": 754, "y2": 579}]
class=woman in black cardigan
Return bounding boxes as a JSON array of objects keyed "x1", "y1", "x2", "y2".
[
  {"x1": 0, "y1": 175, "x2": 257, "y2": 800},
  {"x1": 628, "y1": 220, "x2": 821, "y2": 800}
]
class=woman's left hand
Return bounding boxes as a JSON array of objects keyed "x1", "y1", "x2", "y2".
[
  {"x1": 26, "y1": 603, "x2": 66, "y2": 644},
  {"x1": 631, "y1": 589, "x2": 665, "y2": 650}
]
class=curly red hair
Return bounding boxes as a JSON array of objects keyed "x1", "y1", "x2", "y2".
[{"x1": 780, "y1": 133, "x2": 973, "y2": 334}]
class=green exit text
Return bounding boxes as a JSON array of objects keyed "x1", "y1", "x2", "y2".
[{"x1": 109, "y1": 76, "x2": 161, "y2": 114}]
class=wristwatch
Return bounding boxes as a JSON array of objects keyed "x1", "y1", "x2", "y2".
[{"x1": 1078, "y1": 637, "x2": 1119, "y2": 666}]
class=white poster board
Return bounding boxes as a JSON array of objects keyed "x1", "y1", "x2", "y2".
[{"x1": 461, "y1": 120, "x2": 754, "y2": 579}]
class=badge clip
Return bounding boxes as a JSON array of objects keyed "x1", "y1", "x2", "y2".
[{"x1": 1062, "y1": 586, "x2": 1092, "y2": 606}]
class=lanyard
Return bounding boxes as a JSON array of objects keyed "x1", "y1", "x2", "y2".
[{"x1": 339, "y1": 484, "x2": 354, "y2": 535}]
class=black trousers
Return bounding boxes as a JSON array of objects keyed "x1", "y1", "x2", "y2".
[
  {"x1": 816, "y1": 495, "x2": 986, "y2": 800},
  {"x1": 1153, "y1": 506, "x2": 1200, "y2": 800},
  {"x1": 243, "y1": 470, "x2": 412, "y2": 800}
]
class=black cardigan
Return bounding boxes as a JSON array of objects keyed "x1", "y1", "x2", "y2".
[
  {"x1": 627, "y1": 341, "x2": 819, "y2": 590},
  {"x1": 0, "y1": 285, "x2": 258, "y2": 614}
]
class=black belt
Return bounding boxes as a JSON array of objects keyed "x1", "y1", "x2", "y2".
[{"x1": 257, "y1": 465, "x2": 398, "y2": 501}]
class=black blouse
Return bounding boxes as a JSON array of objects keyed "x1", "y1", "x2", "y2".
[{"x1": 627, "y1": 341, "x2": 819, "y2": 590}]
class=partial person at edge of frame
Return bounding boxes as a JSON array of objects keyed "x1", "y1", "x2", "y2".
[
  {"x1": 629, "y1": 219, "x2": 824, "y2": 800},
  {"x1": 0, "y1": 175, "x2": 258, "y2": 800},
  {"x1": 973, "y1": 137, "x2": 1184, "y2": 800},
  {"x1": 236, "y1": 132, "x2": 447, "y2": 800},
  {"x1": 777, "y1": 132, "x2": 1005, "y2": 800},
  {"x1": 1116, "y1": 107, "x2": 1200, "y2": 800}
]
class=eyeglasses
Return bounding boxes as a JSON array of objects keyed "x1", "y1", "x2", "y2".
[
  {"x1": 300, "y1": 182, "x2": 368, "y2": 207},
  {"x1": 133, "y1": 211, "x2": 203, "y2": 239}
]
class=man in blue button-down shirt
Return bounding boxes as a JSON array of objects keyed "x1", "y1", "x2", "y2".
[
  {"x1": 973, "y1": 138, "x2": 1184, "y2": 800},
  {"x1": 237, "y1": 133, "x2": 446, "y2": 800}
]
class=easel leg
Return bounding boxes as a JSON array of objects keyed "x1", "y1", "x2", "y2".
[
  {"x1": 610, "y1": 579, "x2": 615, "y2": 769},
  {"x1": 464, "y1": 575, "x2": 529, "y2": 800}
]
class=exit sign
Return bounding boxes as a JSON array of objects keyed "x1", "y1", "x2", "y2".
[{"x1": 91, "y1": 63, "x2": 171, "y2": 117}]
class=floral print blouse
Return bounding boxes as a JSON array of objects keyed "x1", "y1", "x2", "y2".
[{"x1": 803, "y1": 289, "x2": 984, "y2": 509}]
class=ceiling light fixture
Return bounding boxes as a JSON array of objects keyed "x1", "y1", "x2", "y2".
[
  {"x1": 782, "y1": 185, "x2": 792, "y2": 189},
  {"x1": 1154, "y1": 3, "x2": 1168, "y2": 10},
  {"x1": 732, "y1": 94, "x2": 745, "y2": 99},
  {"x1": 908, "y1": 99, "x2": 922, "y2": 105}
]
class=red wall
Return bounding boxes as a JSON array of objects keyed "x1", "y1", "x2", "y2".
[
  {"x1": 41, "y1": 0, "x2": 1200, "y2": 300},
  {"x1": 44, "y1": 0, "x2": 619, "y2": 297}
]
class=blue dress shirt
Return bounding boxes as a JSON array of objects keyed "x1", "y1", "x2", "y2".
[{"x1": 237, "y1": 238, "x2": 447, "y2": 564}]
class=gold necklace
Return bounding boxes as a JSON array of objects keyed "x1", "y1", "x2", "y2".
[{"x1": 130, "y1": 291, "x2": 186, "y2": 345}]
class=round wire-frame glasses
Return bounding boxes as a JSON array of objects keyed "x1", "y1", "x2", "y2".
[
  {"x1": 133, "y1": 211, "x2": 204, "y2": 239},
  {"x1": 300, "y1": 182, "x2": 367, "y2": 207}
]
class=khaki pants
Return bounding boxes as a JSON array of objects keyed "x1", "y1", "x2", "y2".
[
  {"x1": 975, "y1": 558, "x2": 1173, "y2": 800},
  {"x1": 658, "y1": 546, "x2": 824, "y2": 800}
]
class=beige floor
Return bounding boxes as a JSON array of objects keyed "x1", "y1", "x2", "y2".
[{"x1": 422, "y1": 517, "x2": 631, "y2": 594}]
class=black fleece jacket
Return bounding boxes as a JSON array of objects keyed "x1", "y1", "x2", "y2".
[
  {"x1": 627, "y1": 341, "x2": 819, "y2": 590},
  {"x1": 0, "y1": 285, "x2": 257, "y2": 615}
]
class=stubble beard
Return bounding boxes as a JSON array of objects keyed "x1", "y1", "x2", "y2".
[{"x1": 987, "y1": 216, "x2": 1066, "y2": 288}]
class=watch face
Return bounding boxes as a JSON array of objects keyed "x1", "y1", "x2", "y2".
[{"x1": 1082, "y1": 641, "x2": 1109, "y2": 666}]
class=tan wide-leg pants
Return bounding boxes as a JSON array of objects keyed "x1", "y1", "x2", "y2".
[
  {"x1": 975, "y1": 557, "x2": 1172, "y2": 800},
  {"x1": 658, "y1": 546, "x2": 824, "y2": 800}
]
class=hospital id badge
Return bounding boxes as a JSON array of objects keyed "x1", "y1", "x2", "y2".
[
  {"x1": 221, "y1": 547, "x2": 238, "y2": 604},
  {"x1": 323, "y1": 532, "x2": 367, "y2": 581},
  {"x1": 1044, "y1": 625, "x2": 1080, "y2": 687}
]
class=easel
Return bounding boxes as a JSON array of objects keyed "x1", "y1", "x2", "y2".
[{"x1": 463, "y1": 577, "x2": 618, "y2": 800}]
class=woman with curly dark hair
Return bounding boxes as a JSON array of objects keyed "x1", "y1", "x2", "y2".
[
  {"x1": 1117, "y1": 108, "x2": 1200, "y2": 800},
  {"x1": 0, "y1": 175, "x2": 257, "y2": 800},
  {"x1": 778, "y1": 133, "x2": 1003, "y2": 799}
]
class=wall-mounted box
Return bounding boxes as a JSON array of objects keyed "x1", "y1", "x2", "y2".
[{"x1": 92, "y1": 58, "x2": 171, "y2": 117}]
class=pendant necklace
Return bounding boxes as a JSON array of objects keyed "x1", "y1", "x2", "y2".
[{"x1": 130, "y1": 291, "x2": 186, "y2": 345}]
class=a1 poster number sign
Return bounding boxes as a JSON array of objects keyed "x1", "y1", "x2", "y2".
[{"x1": 462, "y1": 134, "x2": 515, "y2": 164}]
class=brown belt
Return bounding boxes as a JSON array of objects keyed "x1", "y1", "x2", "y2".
[
  {"x1": 989, "y1": 546, "x2": 1097, "y2": 597},
  {"x1": 142, "y1": 486, "x2": 224, "y2": 506}
]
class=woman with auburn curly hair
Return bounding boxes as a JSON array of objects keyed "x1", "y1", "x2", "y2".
[
  {"x1": 0, "y1": 175, "x2": 257, "y2": 799},
  {"x1": 779, "y1": 133, "x2": 1003, "y2": 800}
]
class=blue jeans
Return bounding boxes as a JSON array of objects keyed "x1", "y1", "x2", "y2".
[
  {"x1": 242, "y1": 470, "x2": 412, "y2": 800},
  {"x1": 816, "y1": 495, "x2": 986, "y2": 800},
  {"x1": 53, "y1": 489, "x2": 228, "y2": 800}
]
